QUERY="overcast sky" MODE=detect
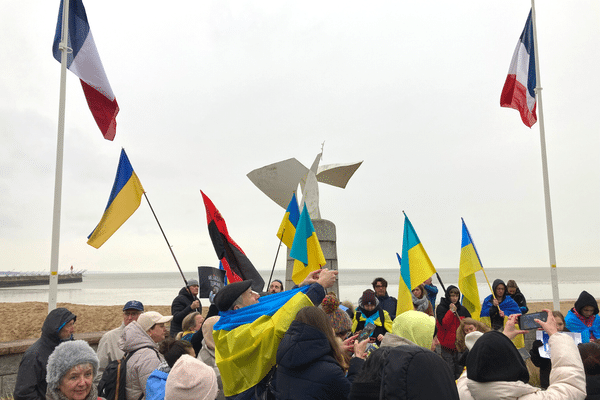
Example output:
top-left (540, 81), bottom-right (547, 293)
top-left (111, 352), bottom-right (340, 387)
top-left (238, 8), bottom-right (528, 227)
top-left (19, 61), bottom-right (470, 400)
top-left (1, 1), bottom-right (598, 279)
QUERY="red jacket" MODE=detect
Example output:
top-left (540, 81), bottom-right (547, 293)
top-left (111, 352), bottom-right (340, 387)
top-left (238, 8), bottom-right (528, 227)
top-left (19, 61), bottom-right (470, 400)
top-left (436, 309), bottom-right (464, 350)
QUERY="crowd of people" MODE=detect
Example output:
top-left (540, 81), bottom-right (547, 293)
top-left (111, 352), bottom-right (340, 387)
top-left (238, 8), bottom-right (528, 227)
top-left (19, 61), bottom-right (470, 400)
top-left (11, 271), bottom-right (600, 400)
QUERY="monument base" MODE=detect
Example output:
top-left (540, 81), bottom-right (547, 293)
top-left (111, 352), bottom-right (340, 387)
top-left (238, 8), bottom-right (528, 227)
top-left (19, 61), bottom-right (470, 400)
top-left (285, 219), bottom-right (339, 297)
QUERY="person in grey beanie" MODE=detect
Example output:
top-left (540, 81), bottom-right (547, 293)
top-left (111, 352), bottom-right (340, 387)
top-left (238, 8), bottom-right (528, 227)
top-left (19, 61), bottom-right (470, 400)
top-left (46, 340), bottom-right (99, 400)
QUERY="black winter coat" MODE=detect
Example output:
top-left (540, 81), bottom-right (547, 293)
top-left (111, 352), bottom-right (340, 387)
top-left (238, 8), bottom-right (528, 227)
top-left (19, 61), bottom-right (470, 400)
top-left (586, 374), bottom-right (600, 400)
top-left (376, 293), bottom-right (398, 320)
top-left (13, 308), bottom-right (76, 400)
top-left (170, 286), bottom-right (202, 337)
top-left (274, 321), bottom-right (350, 400)
top-left (349, 345), bottom-right (459, 400)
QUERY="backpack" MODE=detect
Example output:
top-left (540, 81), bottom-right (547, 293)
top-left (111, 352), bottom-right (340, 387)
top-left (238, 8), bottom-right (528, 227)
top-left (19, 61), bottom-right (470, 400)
top-left (98, 346), bottom-right (158, 400)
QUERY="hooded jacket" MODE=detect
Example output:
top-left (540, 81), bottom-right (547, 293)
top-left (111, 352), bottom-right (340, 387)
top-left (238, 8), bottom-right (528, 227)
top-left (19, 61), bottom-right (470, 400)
top-left (349, 345), bottom-right (459, 400)
top-left (457, 332), bottom-right (586, 400)
top-left (565, 291), bottom-right (600, 343)
top-left (274, 321), bottom-right (351, 400)
top-left (480, 279), bottom-right (521, 330)
top-left (119, 320), bottom-right (163, 400)
top-left (170, 286), bottom-right (201, 337)
top-left (436, 285), bottom-right (471, 350)
top-left (13, 307), bottom-right (76, 400)
top-left (380, 310), bottom-right (435, 350)
top-left (508, 286), bottom-right (529, 314)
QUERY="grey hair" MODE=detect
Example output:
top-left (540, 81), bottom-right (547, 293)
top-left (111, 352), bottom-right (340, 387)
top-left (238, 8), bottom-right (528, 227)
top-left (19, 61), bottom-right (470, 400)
top-left (230, 295), bottom-right (245, 311)
top-left (46, 340), bottom-right (99, 390)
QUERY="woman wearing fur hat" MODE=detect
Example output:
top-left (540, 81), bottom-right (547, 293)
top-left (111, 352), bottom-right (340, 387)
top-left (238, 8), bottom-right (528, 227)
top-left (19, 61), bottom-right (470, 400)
top-left (351, 289), bottom-right (393, 345)
top-left (45, 340), bottom-right (99, 400)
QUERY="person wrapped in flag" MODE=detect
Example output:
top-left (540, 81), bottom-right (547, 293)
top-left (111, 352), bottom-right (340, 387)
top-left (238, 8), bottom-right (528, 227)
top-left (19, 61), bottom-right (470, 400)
top-left (480, 279), bottom-right (524, 348)
top-left (211, 269), bottom-right (337, 399)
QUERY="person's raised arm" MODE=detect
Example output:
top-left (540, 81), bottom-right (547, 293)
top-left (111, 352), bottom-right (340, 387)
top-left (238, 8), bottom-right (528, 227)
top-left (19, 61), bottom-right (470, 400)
top-left (503, 313), bottom-right (528, 340)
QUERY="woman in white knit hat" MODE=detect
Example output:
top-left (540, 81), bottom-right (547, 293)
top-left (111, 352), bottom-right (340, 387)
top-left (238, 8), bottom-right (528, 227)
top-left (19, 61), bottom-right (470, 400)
top-left (165, 354), bottom-right (218, 400)
top-left (45, 340), bottom-right (99, 400)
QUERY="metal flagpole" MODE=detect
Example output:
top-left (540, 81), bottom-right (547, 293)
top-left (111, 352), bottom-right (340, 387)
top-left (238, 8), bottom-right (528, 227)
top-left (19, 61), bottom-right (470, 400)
top-left (143, 193), bottom-right (198, 311)
top-left (530, 0), bottom-right (560, 311)
top-left (49, 0), bottom-right (71, 313)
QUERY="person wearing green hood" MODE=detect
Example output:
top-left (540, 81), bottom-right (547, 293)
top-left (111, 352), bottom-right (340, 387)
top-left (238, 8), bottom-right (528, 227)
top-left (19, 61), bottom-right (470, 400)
top-left (380, 310), bottom-right (438, 351)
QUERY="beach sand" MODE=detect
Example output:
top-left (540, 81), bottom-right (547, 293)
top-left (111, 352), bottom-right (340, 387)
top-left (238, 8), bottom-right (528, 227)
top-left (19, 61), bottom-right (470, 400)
top-left (0, 299), bottom-right (577, 343)
top-left (0, 302), bottom-right (209, 343)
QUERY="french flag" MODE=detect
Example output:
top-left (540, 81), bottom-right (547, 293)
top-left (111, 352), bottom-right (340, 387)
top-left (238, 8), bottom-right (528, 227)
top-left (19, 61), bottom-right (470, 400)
top-left (500, 10), bottom-right (537, 128)
top-left (52, 0), bottom-right (119, 140)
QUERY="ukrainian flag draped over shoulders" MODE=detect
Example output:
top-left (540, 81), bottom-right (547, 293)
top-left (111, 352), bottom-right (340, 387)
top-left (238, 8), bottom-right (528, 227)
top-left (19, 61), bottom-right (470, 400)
top-left (87, 149), bottom-right (144, 248)
top-left (459, 219), bottom-right (482, 320)
top-left (396, 214), bottom-right (436, 316)
top-left (213, 286), bottom-right (314, 397)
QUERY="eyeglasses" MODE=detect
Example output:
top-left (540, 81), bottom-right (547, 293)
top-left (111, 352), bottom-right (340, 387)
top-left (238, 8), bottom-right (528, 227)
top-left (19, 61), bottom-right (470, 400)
top-left (124, 311), bottom-right (142, 317)
top-left (374, 285), bottom-right (386, 288)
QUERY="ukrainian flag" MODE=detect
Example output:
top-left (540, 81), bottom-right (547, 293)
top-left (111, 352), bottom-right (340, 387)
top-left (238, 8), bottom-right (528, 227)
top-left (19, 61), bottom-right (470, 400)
top-left (396, 214), bottom-right (436, 316)
top-left (87, 149), bottom-right (144, 248)
top-left (213, 286), bottom-right (314, 397)
top-left (459, 219), bottom-right (482, 320)
top-left (276, 193), bottom-right (300, 248)
top-left (290, 204), bottom-right (326, 284)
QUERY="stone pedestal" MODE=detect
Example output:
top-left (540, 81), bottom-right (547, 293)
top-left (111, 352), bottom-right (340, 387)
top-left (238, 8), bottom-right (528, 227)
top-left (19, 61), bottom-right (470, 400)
top-left (285, 219), bottom-right (339, 296)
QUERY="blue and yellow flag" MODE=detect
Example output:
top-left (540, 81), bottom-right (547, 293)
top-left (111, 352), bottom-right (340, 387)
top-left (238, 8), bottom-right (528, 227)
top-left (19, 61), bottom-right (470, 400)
top-left (87, 149), bottom-right (144, 248)
top-left (459, 219), bottom-right (482, 320)
top-left (213, 286), bottom-right (314, 396)
top-left (397, 213), bottom-right (436, 316)
top-left (289, 204), bottom-right (326, 284)
top-left (276, 193), bottom-right (300, 248)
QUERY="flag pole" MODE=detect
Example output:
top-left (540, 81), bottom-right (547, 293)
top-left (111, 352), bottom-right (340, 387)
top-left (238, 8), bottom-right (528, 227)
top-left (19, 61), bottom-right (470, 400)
top-left (143, 193), bottom-right (198, 309)
top-left (267, 229), bottom-right (285, 290)
top-left (48, 0), bottom-right (71, 313)
top-left (530, 0), bottom-right (560, 311)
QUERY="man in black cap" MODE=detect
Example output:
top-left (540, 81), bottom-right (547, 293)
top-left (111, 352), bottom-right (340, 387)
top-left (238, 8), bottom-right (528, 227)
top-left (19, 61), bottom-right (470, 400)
top-left (96, 300), bottom-right (144, 378)
top-left (213, 268), bottom-right (337, 400)
top-left (170, 279), bottom-right (202, 337)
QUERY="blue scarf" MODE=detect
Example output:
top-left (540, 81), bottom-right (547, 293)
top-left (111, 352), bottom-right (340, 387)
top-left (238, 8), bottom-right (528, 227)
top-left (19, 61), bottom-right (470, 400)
top-left (565, 309), bottom-right (600, 343)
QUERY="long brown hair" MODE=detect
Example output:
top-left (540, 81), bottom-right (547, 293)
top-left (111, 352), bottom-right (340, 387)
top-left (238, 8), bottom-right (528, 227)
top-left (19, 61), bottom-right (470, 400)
top-left (294, 306), bottom-right (349, 370)
top-left (455, 318), bottom-right (491, 352)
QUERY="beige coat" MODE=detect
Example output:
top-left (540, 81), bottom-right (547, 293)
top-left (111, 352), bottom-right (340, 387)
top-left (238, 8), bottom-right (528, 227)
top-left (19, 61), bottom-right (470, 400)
top-left (457, 333), bottom-right (586, 400)
top-left (97, 323), bottom-right (125, 372)
top-left (118, 321), bottom-right (163, 400)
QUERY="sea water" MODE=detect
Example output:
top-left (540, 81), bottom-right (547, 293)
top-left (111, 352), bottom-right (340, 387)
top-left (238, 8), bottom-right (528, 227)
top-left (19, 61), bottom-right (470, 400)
top-left (1, 266), bottom-right (599, 306)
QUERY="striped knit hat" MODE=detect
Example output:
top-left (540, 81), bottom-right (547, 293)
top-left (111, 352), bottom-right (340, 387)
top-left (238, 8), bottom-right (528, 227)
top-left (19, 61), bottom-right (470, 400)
top-left (321, 294), bottom-right (352, 335)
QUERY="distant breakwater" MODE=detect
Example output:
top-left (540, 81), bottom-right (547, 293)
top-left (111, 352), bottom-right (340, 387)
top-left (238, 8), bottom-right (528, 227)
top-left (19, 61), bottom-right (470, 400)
top-left (0, 273), bottom-right (83, 288)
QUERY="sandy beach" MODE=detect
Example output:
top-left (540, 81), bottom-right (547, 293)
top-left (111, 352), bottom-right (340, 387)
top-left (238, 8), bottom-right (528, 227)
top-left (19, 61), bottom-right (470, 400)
top-left (0, 299), bottom-right (578, 343)
top-left (0, 302), bottom-right (207, 343)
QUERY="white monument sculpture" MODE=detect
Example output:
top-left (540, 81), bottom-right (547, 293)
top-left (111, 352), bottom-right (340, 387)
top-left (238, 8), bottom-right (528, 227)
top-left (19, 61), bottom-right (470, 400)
top-left (247, 151), bottom-right (363, 218)
top-left (247, 149), bottom-right (362, 293)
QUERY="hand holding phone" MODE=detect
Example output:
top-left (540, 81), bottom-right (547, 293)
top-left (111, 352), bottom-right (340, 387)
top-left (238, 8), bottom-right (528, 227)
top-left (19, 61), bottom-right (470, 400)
top-left (518, 311), bottom-right (548, 330)
top-left (357, 322), bottom-right (376, 342)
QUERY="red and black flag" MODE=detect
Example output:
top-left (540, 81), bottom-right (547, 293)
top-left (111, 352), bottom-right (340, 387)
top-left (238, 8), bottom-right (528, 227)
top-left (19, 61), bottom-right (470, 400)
top-left (201, 191), bottom-right (265, 292)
